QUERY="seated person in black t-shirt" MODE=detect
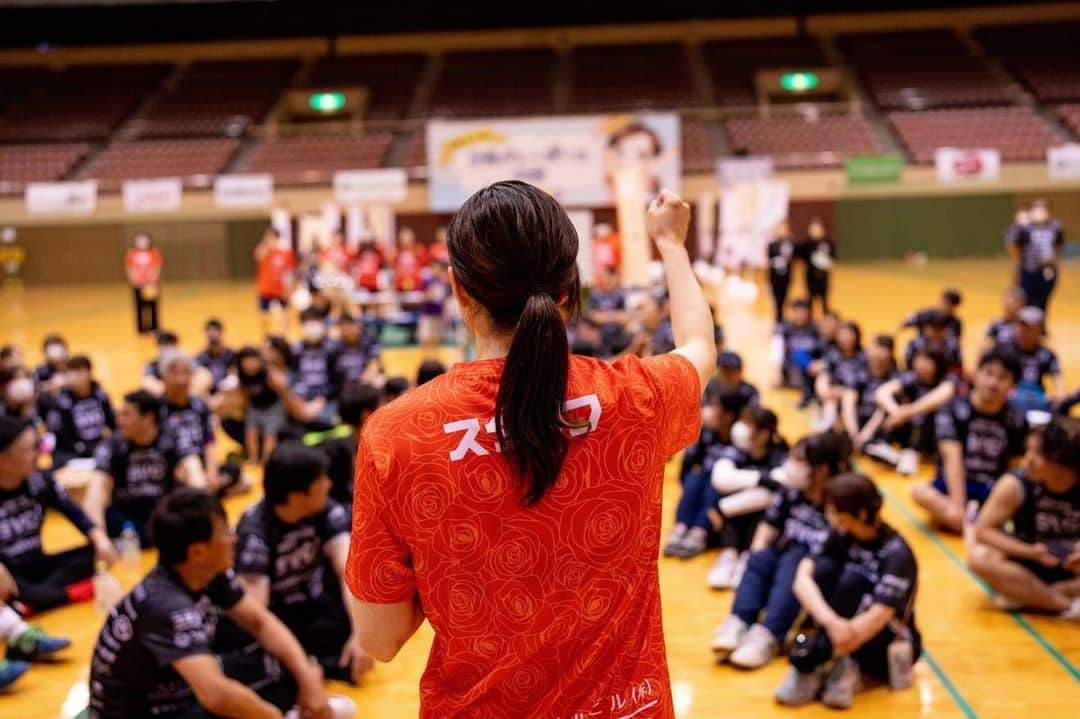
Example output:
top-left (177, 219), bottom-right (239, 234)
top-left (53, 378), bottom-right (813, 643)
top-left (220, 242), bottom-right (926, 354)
top-left (843, 334), bottom-right (897, 449)
top-left (903, 311), bottom-right (962, 375)
top-left (160, 350), bottom-right (220, 493)
top-left (84, 390), bottom-right (206, 546)
top-left (142, 331), bottom-right (180, 396)
top-left (801, 311), bottom-right (840, 407)
top-left (869, 344), bottom-right (955, 475)
top-left (0, 416), bottom-right (116, 614)
top-left (776, 473), bottom-right (921, 710)
top-left (1002, 306), bottom-right (1065, 410)
top-left (912, 350), bottom-right (1025, 533)
top-left (34, 334), bottom-right (69, 394)
top-left (291, 310), bottom-right (341, 429)
top-left (88, 488), bottom-right (349, 719)
top-left (813, 321), bottom-right (868, 433)
top-left (901, 288), bottom-right (962, 341)
top-left (228, 444), bottom-right (372, 685)
top-left (982, 286), bottom-right (1025, 354)
top-left (970, 416), bottom-right (1080, 620)
top-left (713, 432), bottom-right (851, 670)
top-left (707, 352), bottom-right (760, 408)
top-left (44, 354), bottom-right (115, 469)
top-left (771, 299), bottom-right (820, 390)
top-left (303, 382), bottom-right (381, 510)
top-left (588, 268), bottom-right (627, 329)
top-left (196, 318), bottom-right (235, 396)
top-left (332, 313), bottom-right (383, 391)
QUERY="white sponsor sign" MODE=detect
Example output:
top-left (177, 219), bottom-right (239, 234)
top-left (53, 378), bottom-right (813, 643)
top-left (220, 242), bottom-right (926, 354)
top-left (426, 113), bottom-right (681, 211)
top-left (718, 180), bottom-right (789, 269)
top-left (333, 168), bottom-right (408, 205)
top-left (717, 156), bottom-right (774, 185)
top-left (1047, 144), bottom-right (1080, 180)
top-left (122, 178), bottom-right (182, 212)
top-left (934, 148), bottom-right (1000, 183)
top-left (213, 174), bottom-right (274, 208)
top-left (25, 181), bottom-right (97, 215)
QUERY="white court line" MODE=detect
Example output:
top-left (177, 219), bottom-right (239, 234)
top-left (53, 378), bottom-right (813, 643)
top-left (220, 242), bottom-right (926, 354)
top-left (617, 700), bottom-right (660, 719)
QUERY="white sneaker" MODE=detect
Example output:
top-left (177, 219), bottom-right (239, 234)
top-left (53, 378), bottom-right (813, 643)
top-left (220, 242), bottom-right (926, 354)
top-left (896, 449), bottom-right (920, 476)
top-left (729, 623), bottom-right (780, 669)
top-left (730, 552), bottom-right (750, 588)
top-left (285, 696), bottom-right (357, 719)
top-left (993, 595), bottom-right (1024, 612)
top-left (775, 666), bottom-right (824, 706)
top-left (1061, 598), bottom-right (1080, 621)
top-left (711, 615), bottom-right (749, 661)
top-left (863, 440), bottom-right (900, 466)
top-left (821, 656), bottom-right (862, 710)
top-left (707, 550), bottom-right (739, 590)
top-left (813, 408), bottom-right (838, 433)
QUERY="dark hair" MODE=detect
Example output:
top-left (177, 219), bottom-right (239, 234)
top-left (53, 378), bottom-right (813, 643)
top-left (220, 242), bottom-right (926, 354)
top-left (0, 345), bottom-right (18, 361)
top-left (826, 472), bottom-right (882, 523)
top-left (448, 181), bottom-right (583, 506)
top-left (235, 345), bottom-right (262, 366)
top-left (417, 360), bottom-right (447, 386)
top-left (942, 289), bottom-right (962, 307)
top-left (912, 343), bottom-right (949, 385)
top-left (42, 333), bottom-right (66, 350)
top-left (263, 442), bottom-right (329, 506)
top-left (383, 376), bottom-right (410, 400)
top-left (265, 336), bottom-right (293, 367)
top-left (978, 348), bottom-right (1022, 383)
top-left (299, 307), bottom-right (324, 323)
top-left (799, 431), bottom-right (853, 476)
top-left (706, 386), bottom-right (751, 418)
top-left (151, 489), bottom-right (226, 565)
top-left (205, 318), bottom-right (223, 331)
top-left (66, 355), bottom-right (92, 372)
top-left (123, 389), bottom-right (161, 417)
top-left (0, 415), bottom-right (31, 452)
top-left (338, 312), bottom-right (359, 325)
top-left (339, 382), bottom-right (382, 426)
top-left (156, 331), bottom-right (179, 347)
top-left (838, 321), bottom-right (862, 351)
top-left (742, 405), bottom-right (779, 438)
top-left (872, 334), bottom-right (894, 352)
top-left (1035, 417), bottom-right (1080, 470)
top-left (921, 310), bottom-right (950, 329)
top-left (823, 310), bottom-right (840, 321)
top-left (790, 298), bottom-right (810, 311)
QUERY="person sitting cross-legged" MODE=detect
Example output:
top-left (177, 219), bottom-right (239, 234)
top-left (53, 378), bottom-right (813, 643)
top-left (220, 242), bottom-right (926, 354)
top-left (969, 416), bottom-right (1080, 620)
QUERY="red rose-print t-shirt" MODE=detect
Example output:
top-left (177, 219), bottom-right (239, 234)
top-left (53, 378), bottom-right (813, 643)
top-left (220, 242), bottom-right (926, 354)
top-left (346, 353), bottom-right (701, 718)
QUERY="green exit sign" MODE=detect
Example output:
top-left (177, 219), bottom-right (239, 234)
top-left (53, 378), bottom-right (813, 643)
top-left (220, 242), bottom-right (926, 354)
top-left (309, 92), bottom-right (346, 113)
top-left (780, 72), bottom-right (820, 92)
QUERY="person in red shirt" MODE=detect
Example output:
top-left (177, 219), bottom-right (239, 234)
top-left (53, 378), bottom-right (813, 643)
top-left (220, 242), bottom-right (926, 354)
top-left (393, 227), bottom-right (424, 293)
top-left (346, 182), bottom-right (716, 718)
top-left (124, 232), bottom-right (163, 335)
top-left (254, 227), bottom-right (297, 337)
top-left (593, 222), bottom-right (621, 287)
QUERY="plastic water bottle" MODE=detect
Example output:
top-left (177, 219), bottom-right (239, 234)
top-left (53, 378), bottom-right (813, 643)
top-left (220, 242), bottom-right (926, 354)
top-left (119, 522), bottom-right (141, 573)
top-left (92, 562), bottom-right (121, 615)
top-left (887, 636), bottom-right (914, 690)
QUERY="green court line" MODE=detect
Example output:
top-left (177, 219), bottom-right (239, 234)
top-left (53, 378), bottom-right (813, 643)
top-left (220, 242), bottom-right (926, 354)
top-left (920, 648), bottom-right (980, 719)
top-left (876, 482), bottom-right (1080, 683)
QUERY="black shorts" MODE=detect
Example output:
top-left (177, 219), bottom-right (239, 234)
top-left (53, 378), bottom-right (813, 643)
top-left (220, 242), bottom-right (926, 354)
top-left (258, 295), bottom-right (286, 312)
top-left (1018, 559), bottom-right (1077, 585)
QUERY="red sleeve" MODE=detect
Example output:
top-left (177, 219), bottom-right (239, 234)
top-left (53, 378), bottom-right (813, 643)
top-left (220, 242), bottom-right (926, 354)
top-left (345, 429), bottom-right (417, 604)
top-left (622, 353), bottom-right (702, 459)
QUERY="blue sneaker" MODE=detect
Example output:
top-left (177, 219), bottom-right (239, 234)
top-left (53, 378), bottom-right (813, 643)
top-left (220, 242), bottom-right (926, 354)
top-left (6, 625), bottom-right (71, 662)
top-left (0, 659), bottom-right (30, 690)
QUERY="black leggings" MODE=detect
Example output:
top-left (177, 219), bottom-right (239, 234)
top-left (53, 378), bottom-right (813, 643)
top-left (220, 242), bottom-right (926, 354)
top-left (769, 277), bottom-right (790, 323)
top-left (8, 546), bottom-right (95, 613)
top-left (134, 287), bottom-right (159, 335)
top-left (789, 557), bottom-right (921, 679)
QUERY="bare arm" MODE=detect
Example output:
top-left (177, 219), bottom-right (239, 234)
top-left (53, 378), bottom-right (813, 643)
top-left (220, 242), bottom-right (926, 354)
top-left (974, 474), bottom-right (1049, 562)
top-left (238, 574), bottom-right (271, 607)
top-left (647, 190), bottom-right (717, 390)
top-left (840, 388), bottom-right (861, 439)
top-left (82, 471), bottom-right (113, 533)
top-left (326, 535), bottom-right (372, 682)
top-left (173, 655), bottom-right (281, 719)
top-left (939, 440), bottom-right (967, 508)
top-left (846, 604), bottom-right (896, 650)
top-left (874, 378), bottom-right (903, 415)
top-left (907, 381), bottom-right (955, 416)
top-left (793, 557), bottom-right (842, 628)
top-left (175, 454), bottom-right (208, 491)
top-left (750, 523), bottom-right (780, 553)
top-left (351, 597), bottom-right (425, 663)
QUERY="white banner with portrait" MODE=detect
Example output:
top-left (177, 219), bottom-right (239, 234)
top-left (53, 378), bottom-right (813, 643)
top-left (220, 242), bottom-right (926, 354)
top-left (717, 180), bottom-right (789, 269)
top-left (426, 113), bottom-right (681, 211)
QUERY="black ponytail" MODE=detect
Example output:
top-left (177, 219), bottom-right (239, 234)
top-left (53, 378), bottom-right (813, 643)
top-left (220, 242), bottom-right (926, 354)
top-left (447, 181), bottom-right (583, 507)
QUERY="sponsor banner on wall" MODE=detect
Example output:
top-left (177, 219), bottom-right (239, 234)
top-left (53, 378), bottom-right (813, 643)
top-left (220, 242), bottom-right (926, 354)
top-left (934, 148), bottom-right (1000, 183)
top-left (845, 154), bottom-right (903, 185)
top-left (122, 178), bottom-right (182, 212)
top-left (333, 168), bottom-right (408, 205)
top-left (1047, 144), bottom-right (1080, 180)
top-left (718, 180), bottom-right (789, 269)
top-left (426, 113), bottom-right (681, 211)
top-left (717, 156), bottom-right (774, 185)
top-left (25, 181), bottom-right (97, 215)
top-left (213, 174), bottom-right (274, 208)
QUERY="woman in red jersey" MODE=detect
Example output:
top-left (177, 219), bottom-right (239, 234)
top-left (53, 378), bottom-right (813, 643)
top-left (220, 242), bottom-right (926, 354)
top-left (346, 182), bottom-right (715, 718)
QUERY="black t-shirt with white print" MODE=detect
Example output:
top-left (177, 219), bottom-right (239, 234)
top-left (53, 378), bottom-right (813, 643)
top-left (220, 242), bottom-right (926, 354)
top-left (43, 383), bottom-right (115, 458)
top-left (94, 432), bottom-right (191, 522)
top-left (857, 369), bottom-right (897, 425)
top-left (1007, 344), bottom-right (1061, 389)
top-left (1015, 221), bottom-right (1064, 272)
top-left (814, 522), bottom-right (919, 631)
top-left (825, 348), bottom-right (869, 389)
top-left (196, 347), bottom-right (235, 392)
top-left (234, 499), bottom-right (350, 613)
top-left (89, 566), bottom-right (244, 718)
top-left (776, 321), bottom-right (820, 364)
top-left (1010, 470), bottom-right (1080, 548)
top-left (934, 397), bottom-right (1027, 490)
top-left (292, 338), bottom-right (339, 400)
top-left (768, 238), bottom-right (797, 280)
top-left (0, 471), bottom-right (95, 567)
top-left (763, 487), bottom-right (830, 555)
top-left (159, 397), bottom-right (214, 459)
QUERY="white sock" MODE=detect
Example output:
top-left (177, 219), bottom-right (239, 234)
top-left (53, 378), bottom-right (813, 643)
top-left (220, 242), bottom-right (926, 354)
top-left (0, 605), bottom-right (29, 643)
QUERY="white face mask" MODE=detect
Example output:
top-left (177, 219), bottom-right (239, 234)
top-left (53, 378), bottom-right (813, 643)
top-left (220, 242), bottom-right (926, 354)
top-left (5, 376), bottom-right (34, 404)
top-left (303, 321), bottom-right (325, 342)
top-left (45, 343), bottom-right (66, 361)
top-left (780, 459), bottom-right (812, 491)
top-left (731, 420), bottom-right (753, 452)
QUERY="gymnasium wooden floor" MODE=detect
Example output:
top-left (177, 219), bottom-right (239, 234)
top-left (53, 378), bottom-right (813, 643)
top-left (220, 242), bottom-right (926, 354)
top-left (1, 258), bottom-right (1078, 718)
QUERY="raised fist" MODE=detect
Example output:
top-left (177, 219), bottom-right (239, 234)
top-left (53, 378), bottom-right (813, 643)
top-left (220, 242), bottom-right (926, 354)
top-left (645, 189), bottom-right (690, 249)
